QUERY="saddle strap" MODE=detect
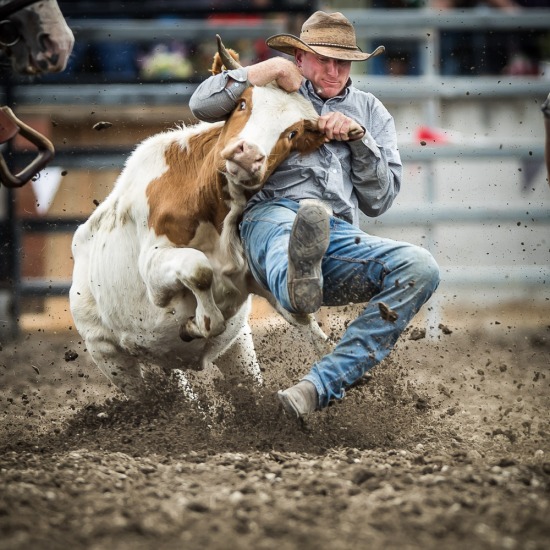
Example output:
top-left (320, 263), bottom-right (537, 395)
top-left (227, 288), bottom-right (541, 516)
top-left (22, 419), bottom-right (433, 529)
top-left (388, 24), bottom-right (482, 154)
top-left (0, 106), bottom-right (55, 188)
top-left (0, 106), bottom-right (18, 143)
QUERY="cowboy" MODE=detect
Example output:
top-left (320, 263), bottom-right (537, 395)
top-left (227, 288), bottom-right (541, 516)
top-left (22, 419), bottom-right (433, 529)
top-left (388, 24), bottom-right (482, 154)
top-left (189, 11), bottom-right (440, 419)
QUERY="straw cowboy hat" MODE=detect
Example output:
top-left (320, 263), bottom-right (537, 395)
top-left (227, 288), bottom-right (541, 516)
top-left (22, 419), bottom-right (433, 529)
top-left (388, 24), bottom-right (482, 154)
top-left (266, 11), bottom-right (384, 62)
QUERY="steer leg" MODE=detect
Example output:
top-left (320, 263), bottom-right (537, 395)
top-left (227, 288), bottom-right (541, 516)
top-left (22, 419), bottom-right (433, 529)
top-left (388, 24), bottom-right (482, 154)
top-left (204, 298), bottom-right (263, 386)
top-left (264, 294), bottom-right (334, 359)
top-left (171, 369), bottom-right (215, 427)
top-left (86, 337), bottom-right (145, 399)
top-left (140, 246), bottom-right (226, 340)
top-left (215, 320), bottom-right (263, 386)
top-left (71, 233), bottom-right (145, 398)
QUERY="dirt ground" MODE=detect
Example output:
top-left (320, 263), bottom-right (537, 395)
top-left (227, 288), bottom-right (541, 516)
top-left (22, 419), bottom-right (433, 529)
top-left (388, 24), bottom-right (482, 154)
top-left (1, 305), bottom-right (549, 550)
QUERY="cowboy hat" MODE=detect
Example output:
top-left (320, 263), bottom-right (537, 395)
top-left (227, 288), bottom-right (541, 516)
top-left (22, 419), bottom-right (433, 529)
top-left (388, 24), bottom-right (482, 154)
top-left (266, 11), bottom-right (384, 62)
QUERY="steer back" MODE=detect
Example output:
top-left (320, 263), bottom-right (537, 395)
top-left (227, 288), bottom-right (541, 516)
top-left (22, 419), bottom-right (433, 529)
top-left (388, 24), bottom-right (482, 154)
top-left (70, 56), bottom-right (326, 398)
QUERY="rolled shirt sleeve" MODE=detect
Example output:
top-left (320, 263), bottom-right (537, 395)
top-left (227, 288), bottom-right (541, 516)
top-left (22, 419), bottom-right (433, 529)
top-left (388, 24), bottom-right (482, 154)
top-left (347, 97), bottom-right (402, 218)
top-left (348, 132), bottom-right (401, 218)
top-left (189, 67), bottom-right (251, 122)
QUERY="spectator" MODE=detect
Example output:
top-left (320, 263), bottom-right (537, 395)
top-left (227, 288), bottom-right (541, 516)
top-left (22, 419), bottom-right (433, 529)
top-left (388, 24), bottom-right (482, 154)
top-left (369, 0), bottom-right (423, 76)
top-left (433, 0), bottom-right (547, 76)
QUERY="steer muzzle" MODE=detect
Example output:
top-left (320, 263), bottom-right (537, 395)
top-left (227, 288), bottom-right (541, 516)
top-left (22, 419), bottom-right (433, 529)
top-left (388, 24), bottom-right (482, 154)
top-left (221, 139), bottom-right (267, 188)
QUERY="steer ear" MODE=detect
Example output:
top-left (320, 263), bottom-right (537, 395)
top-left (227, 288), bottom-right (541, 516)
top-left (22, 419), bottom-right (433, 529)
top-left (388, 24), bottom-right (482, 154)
top-left (296, 120), bottom-right (327, 155)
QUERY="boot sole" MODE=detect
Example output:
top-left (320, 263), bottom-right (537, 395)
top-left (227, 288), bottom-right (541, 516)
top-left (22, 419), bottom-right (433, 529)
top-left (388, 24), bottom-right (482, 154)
top-left (288, 203), bottom-right (330, 313)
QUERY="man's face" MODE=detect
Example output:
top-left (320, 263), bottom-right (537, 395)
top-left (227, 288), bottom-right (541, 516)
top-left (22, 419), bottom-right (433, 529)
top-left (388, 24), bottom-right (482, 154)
top-left (295, 50), bottom-right (352, 99)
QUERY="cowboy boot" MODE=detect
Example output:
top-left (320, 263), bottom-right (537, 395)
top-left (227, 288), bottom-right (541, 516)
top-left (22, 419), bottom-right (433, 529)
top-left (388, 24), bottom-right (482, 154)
top-left (287, 200), bottom-right (330, 314)
top-left (277, 380), bottom-right (318, 419)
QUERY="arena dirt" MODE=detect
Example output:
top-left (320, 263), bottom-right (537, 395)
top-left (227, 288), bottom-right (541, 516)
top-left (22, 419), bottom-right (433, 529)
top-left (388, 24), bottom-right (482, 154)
top-left (1, 307), bottom-right (549, 550)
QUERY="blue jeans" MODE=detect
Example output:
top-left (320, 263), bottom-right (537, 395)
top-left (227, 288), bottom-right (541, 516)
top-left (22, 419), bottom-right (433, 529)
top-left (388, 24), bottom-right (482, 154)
top-left (240, 198), bottom-right (440, 409)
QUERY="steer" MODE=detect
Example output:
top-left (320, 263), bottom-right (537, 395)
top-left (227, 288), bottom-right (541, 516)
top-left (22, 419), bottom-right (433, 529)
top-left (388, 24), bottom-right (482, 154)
top-left (70, 47), bottom-right (330, 400)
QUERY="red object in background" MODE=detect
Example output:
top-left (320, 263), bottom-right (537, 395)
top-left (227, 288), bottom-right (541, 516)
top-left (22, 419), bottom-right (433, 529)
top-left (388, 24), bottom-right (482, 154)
top-left (415, 125), bottom-right (451, 145)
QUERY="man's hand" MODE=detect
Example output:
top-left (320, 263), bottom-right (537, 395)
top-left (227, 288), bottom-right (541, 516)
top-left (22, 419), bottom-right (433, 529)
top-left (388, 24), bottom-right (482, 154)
top-left (318, 112), bottom-right (365, 142)
top-left (247, 58), bottom-right (303, 93)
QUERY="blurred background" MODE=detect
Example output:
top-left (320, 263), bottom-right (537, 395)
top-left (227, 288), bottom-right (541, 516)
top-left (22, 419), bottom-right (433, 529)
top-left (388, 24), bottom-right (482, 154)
top-left (1, 0), bottom-right (549, 338)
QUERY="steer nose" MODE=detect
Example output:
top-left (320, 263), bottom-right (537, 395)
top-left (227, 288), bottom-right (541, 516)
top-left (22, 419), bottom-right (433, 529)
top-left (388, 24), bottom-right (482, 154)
top-left (225, 139), bottom-right (266, 175)
top-left (234, 141), bottom-right (266, 174)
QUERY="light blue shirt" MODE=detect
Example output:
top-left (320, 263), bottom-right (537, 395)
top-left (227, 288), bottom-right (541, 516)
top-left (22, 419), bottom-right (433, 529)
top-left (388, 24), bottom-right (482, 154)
top-left (189, 67), bottom-right (402, 226)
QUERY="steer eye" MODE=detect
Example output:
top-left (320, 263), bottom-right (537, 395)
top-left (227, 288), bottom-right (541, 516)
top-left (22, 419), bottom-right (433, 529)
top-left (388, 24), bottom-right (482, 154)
top-left (238, 100), bottom-right (247, 111)
top-left (288, 130), bottom-right (298, 140)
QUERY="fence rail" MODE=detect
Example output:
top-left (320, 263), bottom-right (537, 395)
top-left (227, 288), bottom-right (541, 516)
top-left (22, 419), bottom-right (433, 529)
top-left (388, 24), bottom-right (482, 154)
top-left (2, 7), bottom-right (549, 337)
top-left (348, 7), bottom-right (550, 32)
top-left (4, 77), bottom-right (549, 108)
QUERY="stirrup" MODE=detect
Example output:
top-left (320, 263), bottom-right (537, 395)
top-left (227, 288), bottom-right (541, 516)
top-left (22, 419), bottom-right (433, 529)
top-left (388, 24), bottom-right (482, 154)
top-left (0, 106), bottom-right (55, 188)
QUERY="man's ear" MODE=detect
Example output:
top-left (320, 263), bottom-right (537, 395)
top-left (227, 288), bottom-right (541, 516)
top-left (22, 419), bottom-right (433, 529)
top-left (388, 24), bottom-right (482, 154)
top-left (295, 49), bottom-right (304, 68)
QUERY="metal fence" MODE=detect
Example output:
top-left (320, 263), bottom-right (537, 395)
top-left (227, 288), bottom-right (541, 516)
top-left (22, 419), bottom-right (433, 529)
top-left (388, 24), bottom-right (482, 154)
top-left (1, 7), bottom-right (549, 337)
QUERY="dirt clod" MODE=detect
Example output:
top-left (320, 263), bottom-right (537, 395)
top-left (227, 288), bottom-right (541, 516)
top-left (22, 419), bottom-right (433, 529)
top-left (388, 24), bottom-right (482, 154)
top-left (92, 121), bottom-right (113, 131)
top-left (377, 302), bottom-right (399, 323)
top-left (409, 327), bottom-right (426, 340)
top-left (64, 350), bottom-right (78, 361)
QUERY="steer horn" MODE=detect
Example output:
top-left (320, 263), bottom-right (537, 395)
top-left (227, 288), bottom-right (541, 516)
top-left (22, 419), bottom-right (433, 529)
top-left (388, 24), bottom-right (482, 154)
top-left (215, 34), bottom-right (242, 71)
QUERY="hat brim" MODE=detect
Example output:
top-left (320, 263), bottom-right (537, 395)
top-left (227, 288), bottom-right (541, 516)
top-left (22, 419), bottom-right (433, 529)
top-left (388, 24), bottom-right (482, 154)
top-left (266, 34), bottom-right (384, 62)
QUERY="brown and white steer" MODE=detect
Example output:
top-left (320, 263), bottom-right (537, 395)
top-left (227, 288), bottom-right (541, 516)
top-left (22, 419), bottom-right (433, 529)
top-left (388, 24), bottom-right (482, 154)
top-left (70, 82), bottom-right (330, 399)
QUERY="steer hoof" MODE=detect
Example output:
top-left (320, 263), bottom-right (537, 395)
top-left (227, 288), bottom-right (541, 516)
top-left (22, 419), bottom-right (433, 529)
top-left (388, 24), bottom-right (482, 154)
top-left (179, 318), bottom-right (203, 342)
top-left (180, 315), bottom-right (226, 341)
top-left (179, 328), bottom-right (198, 342)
